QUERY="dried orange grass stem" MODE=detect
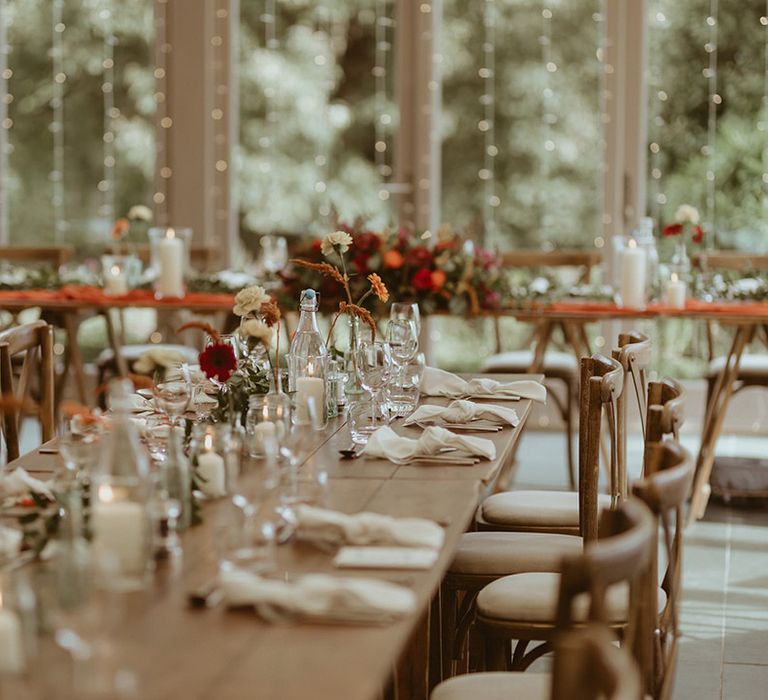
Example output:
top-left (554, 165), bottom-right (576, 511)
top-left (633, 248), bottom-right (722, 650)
top-left (176, 321), bottom-right (220, 343)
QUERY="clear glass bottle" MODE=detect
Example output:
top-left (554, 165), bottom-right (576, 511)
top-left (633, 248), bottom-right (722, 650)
top-left (90, 379), bottom-right (153, 591)
top-left (635, 217), bottom-right (660, 299)
top-left (288, 289), bottom-right (328, 428)
top-left (287, 289), bottom-right (328, 386)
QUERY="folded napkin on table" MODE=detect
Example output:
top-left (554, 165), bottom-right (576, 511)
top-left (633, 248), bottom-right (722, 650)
top-left (127, 394), bottom-right (153, 413)
top-left (363, 425), bottom-right (496, 462)
top-left (219, 570), bottom-right (417, 624)
top-left (403, 399), bottom-right (519, 428)
top-left (294, 504), bottom-right (445, 550)
top-left (420, 366), bottom-right (547, 403)
top-left (0, 468), bottom-right (54, 500)
top-left (0, 525), bottom-right (23, 560)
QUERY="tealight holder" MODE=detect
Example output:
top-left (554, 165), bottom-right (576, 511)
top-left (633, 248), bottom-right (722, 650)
top-left (246, 392), bottom-right (290, 459)
top-left (190, 423), bottom-right (240, 499)
top-left (100, 255), bottom-right (130, 297)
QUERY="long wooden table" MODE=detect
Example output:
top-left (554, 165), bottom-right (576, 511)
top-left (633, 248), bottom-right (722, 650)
top-left (5, 376), bottom-right (540, 700)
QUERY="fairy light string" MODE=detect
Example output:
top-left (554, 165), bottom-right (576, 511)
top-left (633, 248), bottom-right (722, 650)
top-left (51, 0), bottom-right (65, 242)
top-left (704, 0), bottom-right (719, 249)
top-left (480, 0), bottom-right (497, 246)
top-left (99, 1), bottom-right (116, 224)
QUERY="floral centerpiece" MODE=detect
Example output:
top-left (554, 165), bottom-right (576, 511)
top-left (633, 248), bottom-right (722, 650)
top-left (280, 223), bottom-right (511, 315)
top-left (662, 204), bottom-right (704, 276)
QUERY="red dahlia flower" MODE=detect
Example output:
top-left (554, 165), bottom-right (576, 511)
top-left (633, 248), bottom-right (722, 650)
top-left (691, 225), bottom-right (704, 244)
top-left (412, 268), bottom-right (433, 292)
top-left (662, 223), bottom-right (683, 237)
top-left (199, 342), bottom-right (237, 383)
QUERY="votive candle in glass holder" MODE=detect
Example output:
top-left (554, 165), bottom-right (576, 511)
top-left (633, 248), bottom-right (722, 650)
top-left (190, 423), bottom-right (240, 498)
top-left (101, 255), bottom-right (130, 296)
top-left (665, 272), bottom-right (687, 309)
top-left (290, 354), bottom-right (328, 429)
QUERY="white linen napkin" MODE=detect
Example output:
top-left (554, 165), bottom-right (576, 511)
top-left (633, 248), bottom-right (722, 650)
top-left (420, 366), bottom-right (547, 403)
top-left (0, 525), bottom-right (23, 560)
top-left (403, 399), bottom-right (519, 427)
top-left (219, 570), bottom-right (417, 624)
top-left (0, 468), bottom-right (54, 500)
top-left (294, 505), bottom-right (445, 550)
top-left (363, 425), bottom-right (496, 462)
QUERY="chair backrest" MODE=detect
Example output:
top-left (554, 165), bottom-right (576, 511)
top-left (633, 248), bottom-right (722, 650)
top-left (691, 251), bottom-right (768, 272)
top-left (646, 378), bottom-right (685, 445)
top-left (556, 498), bottom-right (654, 629)
top-left (552, 625), bottom-right (642, 700)
top-left (0, 321), bottom-right (55, 462)
top-left (631, 440), bottom-right (694, 700)
top-left (579, 354), bottom-right (624, 541)
top-left (612, 331), bottom-right (653, 500)
top-left (499, 249), bottom-right (602, 282)
top-left (0, 245), bottom-right (73, 267)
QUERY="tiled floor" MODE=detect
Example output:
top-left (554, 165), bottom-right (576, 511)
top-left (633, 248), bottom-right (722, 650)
top-left (515, 429), bottom-right (768, 700)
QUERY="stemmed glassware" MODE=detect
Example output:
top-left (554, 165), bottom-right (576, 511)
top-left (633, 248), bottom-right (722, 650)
top-left (152, 368), bottom-right (191, 427)
top-left (390, 302), bottom-right (421, 336)
top-left (260, 235), bottom-right (288, 275)
top-left (385, 319), bottom-right (419, 417)
top-left (353, 341), bottom-right (393, 440)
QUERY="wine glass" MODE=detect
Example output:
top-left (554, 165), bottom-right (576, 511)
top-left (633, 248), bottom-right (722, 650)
top-left (353, 341), bottom-right (393, 439)
top-left (260, 235), bottom-right (288, 275)
top-left (152, 369), bottom-right (191, 426)
top-left (385, 319), bottom-right (419, 417)
top-left (390, 302), bottom-right (421, 336)
top-left (59, 422), bottom-right (103, 480)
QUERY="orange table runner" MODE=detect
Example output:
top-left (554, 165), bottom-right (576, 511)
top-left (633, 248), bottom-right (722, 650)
top-left (0, 285), bottom-right (235, 308)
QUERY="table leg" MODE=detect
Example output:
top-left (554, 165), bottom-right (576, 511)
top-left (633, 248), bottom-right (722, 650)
top-left (396, 607), bottom-right (429, 700)
top-left (63, 313), bottom-right (88, 404)
top-left (530, 320), bottom-right (554, 373)
top-left (689, 324), bottom-right (753, 524)
top-left (103, 310), bottom-right (129, 378)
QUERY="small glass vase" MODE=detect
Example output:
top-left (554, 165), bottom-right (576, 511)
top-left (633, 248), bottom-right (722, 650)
top-left (245, 386), bottom-right (291, 459)
top-left (669, 240), bottom-right (691, 282)
top-left (238, 314), bottom-right (271, 370)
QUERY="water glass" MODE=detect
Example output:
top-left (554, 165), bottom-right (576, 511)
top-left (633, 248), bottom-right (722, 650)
top-left (390, 301), bottom-right (421, 335)
top-left (152, 371), bottom-right (191, 425)
top-left (59, 425), bottom-right (103, 478)
top-left (352, 341), bottom-right (393, 440)
top-left (348, 399), bottom-right (389, 445)
top-left (260, 235), bottom-right (288, 274)
top-left (387, 351), bottom-right (426, 417)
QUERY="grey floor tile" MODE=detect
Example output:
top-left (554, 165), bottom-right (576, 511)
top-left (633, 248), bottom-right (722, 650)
top-left (722, 663), bottom-right (768, 700)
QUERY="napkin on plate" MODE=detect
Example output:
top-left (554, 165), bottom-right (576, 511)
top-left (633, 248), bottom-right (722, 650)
top-left (0, 468), bottom-right (54, 500)
top-left (219, 570), bottom-right (417, 624)
top-left (403, 399), bottom-right (519, 428)
top-left (363, 425), bottom-right (496, 462)
top-left (294, 504), bottom-right (445, 550)
top-left (420, 366), bottom-right (547, 403)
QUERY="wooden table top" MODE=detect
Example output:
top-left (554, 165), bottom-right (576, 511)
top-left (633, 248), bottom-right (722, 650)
top-left (5, 375), bottom-right (540, 700)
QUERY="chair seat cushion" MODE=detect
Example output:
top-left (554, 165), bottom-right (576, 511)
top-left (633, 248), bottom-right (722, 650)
top-left (481, 350), bottom-right (577, 375)
top-left (449, 532), bottom-right (581, 576)
top-left (707, 354), bottom-right (768, 379)
top-left (477, 572), bottom-right (667, 624)
top-left (431, 671), bottom-right (550, 700)
top-left (481, 490), bottom-right (612, 529)
top-left (97, 344), bottom-right (199, 367)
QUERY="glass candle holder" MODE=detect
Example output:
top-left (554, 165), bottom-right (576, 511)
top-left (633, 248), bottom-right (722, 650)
top-left (100, 255), bottom-right (130, 296)
top-left (148, 227), bottom-right (191, 299)
top-left (190, 423), bottom-right (240, 499)
top-left (288, 354), bottom-right (328, 429)
top-left (0, 571), bottom-right (37, 678)
top-left (246, 391), bottom-right (291, 459)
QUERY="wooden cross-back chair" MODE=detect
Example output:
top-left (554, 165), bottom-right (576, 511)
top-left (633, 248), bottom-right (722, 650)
top-left (0, 320), bottom-right (55, 462)
top-left (646, 379), bottom-right (685, 445)
top-left (476, 352), bottom-right (626, 538)
top-left (632, 441), bottom-right (694, 700)
top-left (441, 355), bottom-right (623, 680)
top-left (473, 442), bottom-right (691, 700)
top-left (0, 245), bottom-right (74, 268)
top-left (482, 249), bottom-right (603, 488)
top-left (433, 498), bottom-right (652, 699)
top-left (612, 331), bottom-right (652, 501)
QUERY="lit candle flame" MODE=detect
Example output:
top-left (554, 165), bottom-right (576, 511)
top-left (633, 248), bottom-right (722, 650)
top-left (110, 265), bottom-right (120, 276)
top-left (204, 432), bottom-right (214, 451)
top-left (166, 227), bottom-right (175, 239)
top-left (671, 272), bottom-right (678, 283)
top-left (628, 238), bottom-right (637, 249)
top-left (98, 483), bottom-right (114, 504)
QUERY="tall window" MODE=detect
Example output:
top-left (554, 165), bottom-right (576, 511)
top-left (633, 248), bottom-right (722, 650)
top-left (2, 1), bottom-right (154, 247)
top-left (238, 0), bottom-right (394, 247)
top-left (647, 0), bottom-right (768, 251)
top-left (441, 0), bottom-right (604, 249)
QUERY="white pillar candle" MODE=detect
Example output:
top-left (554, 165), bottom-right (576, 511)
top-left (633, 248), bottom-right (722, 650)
top-left (91, 485), bottom-right (147, 577)
top-left (296, 376), bottom-right (324, 425)
top-left (104, 264), bottom-right (128, 296)
top-left (197, 434), bottom-right (226, 497)
top-left (251, 421), bottom-right (276, 454)
top-left (157, 228), bottom-right (185, 298)
top-left (619, 239), bottom-right (647, 309)
top-left (0, 601), bottom-right (25, 675)
top-left (665, 273), bottom-right (686, 309)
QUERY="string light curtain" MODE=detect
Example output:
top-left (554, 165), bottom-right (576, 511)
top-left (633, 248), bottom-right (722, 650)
top-left (100, 1), bottom-right (116, 223)
top-left (704, 0), bottom-right (719, 249)
top-left (51, 0), bottom-right (65, 242)
top-left (154, 0), bottom-right (171, 223)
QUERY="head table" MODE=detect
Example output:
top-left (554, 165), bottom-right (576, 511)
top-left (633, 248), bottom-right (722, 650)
top-left (5, 375), bottom-right (540, 700)
top-left (2, 284), bottom-right (766, 520)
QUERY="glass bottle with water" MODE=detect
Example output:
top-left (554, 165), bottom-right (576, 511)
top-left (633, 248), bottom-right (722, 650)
top-left (287, 289), bottom-right (328, 385)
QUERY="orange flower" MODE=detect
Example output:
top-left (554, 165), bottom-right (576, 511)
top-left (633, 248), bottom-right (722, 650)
top-left (431, 269), bottom-right (447, 290)
top-left (367, 273), bottom-right (389, 302)
top-left (111, 218), bottom-right (130, 240)
top-left (383, 250), bottom-right (404, 269)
